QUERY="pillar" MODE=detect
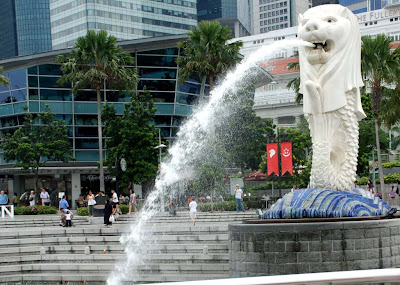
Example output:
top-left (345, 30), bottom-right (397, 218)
top-left (71, 173), bottom-right (81, 210)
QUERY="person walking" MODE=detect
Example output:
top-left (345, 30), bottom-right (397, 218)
top-left (87, 190), bottom-right (96, 218)
top-left (13, 193), bottom-right (19, 207)
top-left (128, 189), bottom-right (137, 215)
top-left (28, 190), bottom-right (35, 206)
top-left (111, 189), bottom-right (122, 216)
top-left (40, 188), bottom-right (51, 206)
top-left (234, 184), bottom-right (245, 213)
top-left (0, 190), bottom-right (8, 206)
top-left (104, 199), bottom-right (113, 226)
top-left (189, 196), bottom-right (197, 226)
top-left (390, 186), bottom-right (397, 206)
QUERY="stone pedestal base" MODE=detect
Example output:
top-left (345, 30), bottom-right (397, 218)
top-left (229, 218), bottom-right (400, 277)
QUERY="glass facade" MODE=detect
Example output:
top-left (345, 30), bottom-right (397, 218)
top-left (0, 0), bottom-right (18, 59)
top-left (0, 44), bottom-right (208, 163)
top-left (14, 0), bottom-right (52, 56)
top-left (50, 0), bottom-right (197, 50)
top-left (197, 0), bottom-right (253, 37)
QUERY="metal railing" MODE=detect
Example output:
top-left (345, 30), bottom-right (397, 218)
top-left (1, 205), bottom-right (14, 218)
top-left (150, 268), bottom-right (400, 285)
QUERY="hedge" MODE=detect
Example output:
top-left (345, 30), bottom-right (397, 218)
top-left (382, 161), bottom-right (400, 168)
top-left (14, 205), bottom-right (58, 215)
top-left (357, 173), bottom-right (399, 185)
top-left (197, 201), bottom-right (248, 212)
top-left (77, 204), bottom-right (130, 216)
top-left (248, 180), bottom-right (293, 191)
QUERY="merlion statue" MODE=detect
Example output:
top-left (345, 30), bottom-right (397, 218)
top-left (261, 5), bottom-right (391, 219)
top-left (298, 4), bottom-right (366, 191)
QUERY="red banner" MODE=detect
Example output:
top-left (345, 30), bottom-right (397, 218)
top-left (280, 142), bottom-right (293, 175)
top-left (267, 143), bottom-right (279, 176)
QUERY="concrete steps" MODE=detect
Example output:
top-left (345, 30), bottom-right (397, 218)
top-left (0, 211), bottom-right (257, 284)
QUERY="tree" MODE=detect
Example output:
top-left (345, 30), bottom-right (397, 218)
top-left (361, 34), bottom-right (400, 194)
top-left (56, 30), bottom-right (138, 193)
top-left (102, 89), bottom-right (160, 190)
top-left (214, 85), bottom-right (275, 191)
top-left (1, 105), bottom-right (72, 199)
top-left (176, 21), bottom-right (243, 99)
top-left (0, 66), bottom-right (9, 87)
top-left (286, 51), bottom-right (302, 104)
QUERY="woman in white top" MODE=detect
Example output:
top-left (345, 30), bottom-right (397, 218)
top-left (189, 196), bottom-right (197, 226)
top-left (87, 190), bottom-right (95, 217)
top-left (29, 191), bottom-right (35, 206)
top-left (128, 189), bottom-right (137, 215)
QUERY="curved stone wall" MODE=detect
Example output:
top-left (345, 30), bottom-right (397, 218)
top-left (229, 218), bottom-right (400, 277)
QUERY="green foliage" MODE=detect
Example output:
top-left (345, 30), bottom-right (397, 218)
top-left (197, 201), bottom-right (247, 212)
top-left (119, 204), bottom-right (129, 214)
top-left (248, 180), bottom-right (294, 191)
top-left (1, 105), bottom-right (72, 193)
top-left (56, 30), bottom-right (138, 192)
top-left (382, 161), bottom-right (400, 168)
top-left (286, 51), bottom-right (302, 104)
top-left (0, 66), bottom-right (9, 87)
top-left (357, 173), bottom-right (399, 185)
top-left (103, 89), bottom-right (159, 189)
top-left (223, 194), bottom-right (235, 201)
top-left (176, 20), bottom-right (242, 90)
top-left (357, 119), bottom-right (389, 176)
top-left (14, 205), bottom-right (57, 215)
top-left (77, 207), bottom-right (88, 216)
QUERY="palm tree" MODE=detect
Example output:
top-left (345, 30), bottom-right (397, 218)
top-left (176, 21), bottom-right (242, 100)
top-left (286, 51), bottom-right (302, 104)
top-left (56, 30), bottom-right (138, 193)
top-left (361, 34), bottom-right (400, 196)
top-left (0, 66), bottom-right (9, 86)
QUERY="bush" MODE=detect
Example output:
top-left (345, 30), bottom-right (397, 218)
top-left (119, 204), bottom-right (129, 214)
top-left (382, 161), bottom-right (400, 168)
top-left (197, 201), bottom-right (247, 212)
top-left (357, 173), bottom-right (400, 185)
top-left (223, 194), bottom-right (235, 202)
top-left (77, 207), bottom-right (88, 216)
top-left (14, 205), bottom-right (57, 215)
top-left (248, 180), bottom-right (293, 191)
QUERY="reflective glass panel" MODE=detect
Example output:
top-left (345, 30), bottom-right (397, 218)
top-left (39, 64), bottom-right (62, 76)
top-left (75, 150), bottom-right (99, 162)
top-left (39, 77), bottom-right (68, 88)
top-left (0, 92), bottom-right (12, 104)
top-left (29, 89), bottom-right (39, 100)
top-left (75, 127), bottom-right (100, 137)
top-left (154, 104), bottom-right (174, 115)
top-left (1, 116), bottom-right (18, 128)
top-left (28, 76), bottom-right (38, 87)
top-left (154, 115), bottom-right (171, 126)
top-left (175, 93), bottom-right (198, 105)
top-left (11, 89), bottom-right (27, 102)
top-left (75, 139), bottom-right (105, 149)
top-left (138, 80), bottom-right (176, 91)
top-left (141, 91), bottom-right (174, 103)
top-left (138, 48), bottom-right (178, 55)
top-left (75, 90), bottom-right (103, 101)
top-left (0, 104), bottom-right (13, 116)
top-left (27, 66), bottom-right (38, 75)
top-left (29, 101), bottom-right (39, 112)
top-left (40, 89), bottom-right (72, 101)
top-left (172, 116), bottom-right (184, 126)
top-left (54, 114), bottom-right (73, 125)
top-left (138, 68), bottom-right (177, 79)
top-left (175, 104), bottom-right (192, 116)
top-left (75, 115), bottom-right (98, 126)
top-left (137, 55), bottom-right (176, 67)
top-left (40, 102), bottom-right (72, 113)
top-left (13, 102), bottom-right (28, 114)
top-left (74, 103), bottom-right (98, 114)
top-left (160, 127), bottom-right (170, 137)
top-left (177, 82), bottom-right (201, 94)
top-left (105, 91), bottom-right (131, 102)
top-left (9, 69), bottom-right (27, 90)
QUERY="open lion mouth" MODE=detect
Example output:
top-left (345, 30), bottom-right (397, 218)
top-left (307, 40), bottom-right (332, 54)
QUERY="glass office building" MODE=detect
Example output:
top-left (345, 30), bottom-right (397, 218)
top-left (0, 0), bottom-right (52, 59)
top-left (0, 35), bottom-right (208, 200)
top-left (50, 0), bottom-right (198, 50)
top-left (197, 0), bottom-right (253, 37)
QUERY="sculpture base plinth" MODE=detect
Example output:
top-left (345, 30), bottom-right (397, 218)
top-left (229, 218), bottom-right (400, 278)
top-left (262, 188), bottom-right (390, 219)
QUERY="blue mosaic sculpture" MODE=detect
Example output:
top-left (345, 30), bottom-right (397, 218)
top-left (262, 188), bottom-right (391, 219)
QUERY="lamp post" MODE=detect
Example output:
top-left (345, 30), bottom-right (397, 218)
top-left (154, 128), bottom-right (167, 211)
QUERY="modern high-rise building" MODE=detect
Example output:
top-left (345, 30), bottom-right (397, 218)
top-left (0, 0), bottom-right (52, 59)
top-left (312, 0), bottom-right (340, 6)
top-left (50, 0), bottom-right (198, 50)
top-left (197, 0), bottom-right (253, 37)
top-left (339, 0), bottom-right (384, 13)
top-left (254, 0), bottom-right (311, 35)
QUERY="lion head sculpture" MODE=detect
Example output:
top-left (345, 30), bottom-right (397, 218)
top-left (298, 4), bottom-right (366, 120)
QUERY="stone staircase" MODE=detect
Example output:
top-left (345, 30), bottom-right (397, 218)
top-left (0, 211), bottom-right (256, 284)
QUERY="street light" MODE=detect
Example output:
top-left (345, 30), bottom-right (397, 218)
top-left (154, 128), bottom-right (167, 165)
